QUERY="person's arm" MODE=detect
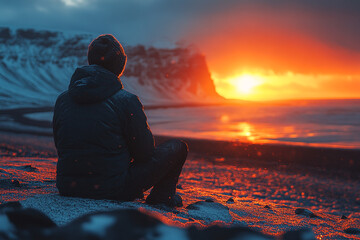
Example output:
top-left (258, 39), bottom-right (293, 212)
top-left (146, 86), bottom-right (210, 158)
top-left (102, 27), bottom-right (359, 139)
top-left (52, 92), bottom-right (66, 149)
top-left (124, 95), bottom-right (155, 163)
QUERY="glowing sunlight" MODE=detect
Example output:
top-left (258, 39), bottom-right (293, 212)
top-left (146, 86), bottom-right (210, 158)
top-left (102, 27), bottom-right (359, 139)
top-left (232, 74), bottom-right (263, 94)
top-left (213, 70), bottom-right (360, 101)
top-left (213, 72), bottom-right (265, 100)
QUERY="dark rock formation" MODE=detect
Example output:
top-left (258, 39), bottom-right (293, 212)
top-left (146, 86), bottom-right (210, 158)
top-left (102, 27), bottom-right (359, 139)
top-left (0, 179), bottom-right (21, 189)
top-left (226, 197), bottom-right (235, 204)
top-left (295, 208), bottom-right (318, 218)
top-left (0, 201), bottom-right (22, 213)
top-left (344, 228), bottom-right (360, 234)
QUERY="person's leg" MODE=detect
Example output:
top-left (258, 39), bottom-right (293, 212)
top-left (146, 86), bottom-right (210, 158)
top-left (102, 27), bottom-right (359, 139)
top-left (145, 140), bottom-right (188, 205)
top-left (122, 139), bottom-right (188, 204)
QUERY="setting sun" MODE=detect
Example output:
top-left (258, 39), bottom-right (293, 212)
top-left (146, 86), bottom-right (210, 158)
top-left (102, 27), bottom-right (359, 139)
top-left (213, 73), bottom-right (266, 100)
top-left (232, 74), bottom-right (263, 94)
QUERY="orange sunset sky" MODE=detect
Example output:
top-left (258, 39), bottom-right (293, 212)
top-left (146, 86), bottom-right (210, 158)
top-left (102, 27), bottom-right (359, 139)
top-left (186, 3), bottom-right (360, 101)
top-left (1, 0), bottom-right (360, 101)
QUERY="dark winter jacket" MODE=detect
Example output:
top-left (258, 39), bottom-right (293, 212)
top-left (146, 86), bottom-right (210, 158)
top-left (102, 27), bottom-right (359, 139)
top-left (53, 64), bottom-right (155, 199)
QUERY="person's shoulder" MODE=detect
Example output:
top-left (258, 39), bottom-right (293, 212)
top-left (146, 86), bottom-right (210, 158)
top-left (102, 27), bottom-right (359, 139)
top-left (55, 90), bottom-right (69, 105)
top-left (57, 90), bottom-right (69, 99)
top-left (110, 89), bottom-right (145, 114)
top-left (111, 89), bottom-right (140, 103)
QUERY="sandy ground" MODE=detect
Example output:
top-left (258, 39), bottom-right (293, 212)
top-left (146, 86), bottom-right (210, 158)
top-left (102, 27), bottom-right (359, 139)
top-left (1, 132), bottom-right (360, 239)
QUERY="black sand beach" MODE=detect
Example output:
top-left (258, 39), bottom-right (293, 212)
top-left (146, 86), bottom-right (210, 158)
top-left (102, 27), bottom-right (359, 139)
top-left (0, 107), bottom-right (360, 239)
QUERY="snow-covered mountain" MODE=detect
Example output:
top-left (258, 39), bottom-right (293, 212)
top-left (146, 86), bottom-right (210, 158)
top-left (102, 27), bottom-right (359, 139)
top-left (0, 27), bottom-right (222, 109)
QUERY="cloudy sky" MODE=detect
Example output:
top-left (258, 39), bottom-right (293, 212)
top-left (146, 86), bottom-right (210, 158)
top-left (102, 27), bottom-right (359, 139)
top-left (1, 0), bottom-right (360, 100)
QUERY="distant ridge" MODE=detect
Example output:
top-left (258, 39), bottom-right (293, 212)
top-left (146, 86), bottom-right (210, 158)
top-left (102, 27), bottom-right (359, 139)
top-left (0, 27), bottom-right (223, 109)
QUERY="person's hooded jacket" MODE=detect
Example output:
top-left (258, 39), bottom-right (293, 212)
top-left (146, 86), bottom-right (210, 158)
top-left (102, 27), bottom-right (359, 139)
top-left (53, 64), bottom-right (155, 199)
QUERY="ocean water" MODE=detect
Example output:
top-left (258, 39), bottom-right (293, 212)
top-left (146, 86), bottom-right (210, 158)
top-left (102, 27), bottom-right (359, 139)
top-left (146, 99), bottom-right (360, 149)
top-left (21, 99), bottom-right (360, 149)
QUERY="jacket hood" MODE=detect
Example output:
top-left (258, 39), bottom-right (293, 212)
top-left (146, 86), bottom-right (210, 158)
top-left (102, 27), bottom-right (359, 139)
top-left (68, 65), bottom-right (123, 104)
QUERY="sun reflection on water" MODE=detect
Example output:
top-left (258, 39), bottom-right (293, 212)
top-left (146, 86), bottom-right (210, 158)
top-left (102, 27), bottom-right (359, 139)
top-left (147, 103), bottom-right (360, 149)
top-left (237, 122), bottom-right (255, 141)
top-left (220, 114), bottom-right (229, 123)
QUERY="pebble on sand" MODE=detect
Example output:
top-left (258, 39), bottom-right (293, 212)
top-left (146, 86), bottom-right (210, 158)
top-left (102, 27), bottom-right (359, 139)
top-left (226, 198), bottom-right (234, 204)
top-left (295, 208), bottom-right (318, 218)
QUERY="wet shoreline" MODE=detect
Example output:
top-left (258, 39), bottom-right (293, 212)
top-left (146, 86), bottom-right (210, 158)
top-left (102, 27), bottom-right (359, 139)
top-left (0, 106), bottom-right (359, 180)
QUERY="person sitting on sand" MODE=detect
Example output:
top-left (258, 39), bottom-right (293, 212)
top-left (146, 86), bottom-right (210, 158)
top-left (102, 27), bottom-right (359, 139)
top-left (52, 34), bottom-right (188, 207)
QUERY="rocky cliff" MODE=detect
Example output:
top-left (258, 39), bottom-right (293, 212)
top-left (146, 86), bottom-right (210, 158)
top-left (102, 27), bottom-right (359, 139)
top-left (0, 27), bottom-right (222, 109)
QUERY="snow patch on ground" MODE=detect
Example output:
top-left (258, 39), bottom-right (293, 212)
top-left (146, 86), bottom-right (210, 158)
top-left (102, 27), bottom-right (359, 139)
top-left (0, 215), bottom-right (14, 232)
top-left (147, 225), bottom-right (188, 240)
top-left (82, 214), bottom-right (116, 238)
top-left (20, 194), bottom-right (140, 225)
top-left (186, 201), bottom-right (232, 223)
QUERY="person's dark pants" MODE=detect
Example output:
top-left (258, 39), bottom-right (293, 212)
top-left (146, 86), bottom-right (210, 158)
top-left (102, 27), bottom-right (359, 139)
top-left (122, 139), bottom-right (188, 201)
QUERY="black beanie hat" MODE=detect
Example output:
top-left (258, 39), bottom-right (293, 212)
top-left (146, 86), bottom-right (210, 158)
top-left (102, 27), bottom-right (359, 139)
top-left (88, 34), bottom-right (127, 77)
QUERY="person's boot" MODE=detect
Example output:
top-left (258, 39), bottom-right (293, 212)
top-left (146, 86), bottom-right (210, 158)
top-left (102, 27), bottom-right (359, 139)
top-left (146, 193), bottom-right (183, 208)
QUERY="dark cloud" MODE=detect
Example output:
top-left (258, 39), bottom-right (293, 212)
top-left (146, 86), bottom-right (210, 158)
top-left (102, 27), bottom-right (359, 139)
top-left (268, 0), bottom-right (360, 51)
top-left (0, 0), bottom-right (359, 51)
top-left (0, 0), bottom-right (240, 45)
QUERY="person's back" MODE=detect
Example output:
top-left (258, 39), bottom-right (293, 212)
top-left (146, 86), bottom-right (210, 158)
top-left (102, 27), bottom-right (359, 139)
top-left (53, 34), bottom-right (188, 206)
